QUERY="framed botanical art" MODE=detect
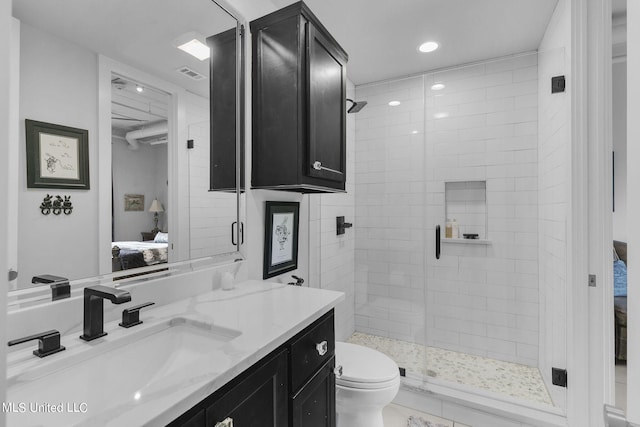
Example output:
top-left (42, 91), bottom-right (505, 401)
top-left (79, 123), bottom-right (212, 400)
top-left (263, 201), bottom-right (300, 279)
top-left (25, 119), bottom-right (90, 190)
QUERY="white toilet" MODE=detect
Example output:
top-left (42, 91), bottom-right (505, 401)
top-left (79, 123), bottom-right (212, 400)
top-left (335, 342), bottom-right (400, 427)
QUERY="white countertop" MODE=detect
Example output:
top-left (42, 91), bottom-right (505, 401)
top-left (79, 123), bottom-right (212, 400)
top-left (6, 280), bottom-right (344, 426)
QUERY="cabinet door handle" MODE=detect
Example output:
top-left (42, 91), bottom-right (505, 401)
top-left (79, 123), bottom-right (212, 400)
top-left (316, 340), bottom-right (328, 356)
top-left (313, 161), bottom-right (342, 175)
top-left (215, 417), bottom-right (233, 427)
top-left (334, 365), bottom-right (343, 378)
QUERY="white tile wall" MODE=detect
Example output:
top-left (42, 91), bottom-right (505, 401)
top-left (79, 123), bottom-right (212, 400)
top-left (354, 53), bottom-right (541, 366)
top-left (354, 75), bottom-right (427, 344)
top-left (185, 93), bottom-right (237, 258)
top-left (313, 81), bottom-right (357, 341)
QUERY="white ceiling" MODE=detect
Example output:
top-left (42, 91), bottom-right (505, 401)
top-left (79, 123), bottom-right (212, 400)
top-left (13, 0), bottom-right (236, 98)
top-left (17, 0), bottom-right (623, 90)
top-left (111, 76), bottom-right (169, 132)
top-left (274, 0), bottom-right (559, 85)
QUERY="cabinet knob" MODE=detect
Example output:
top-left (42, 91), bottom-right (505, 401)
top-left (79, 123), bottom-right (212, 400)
top-left (334, 365), bottom-right (343, 378)
top-left (215, 417), bottom-right (234, 427)
top-left (316, 340), bottom-right (328, 356)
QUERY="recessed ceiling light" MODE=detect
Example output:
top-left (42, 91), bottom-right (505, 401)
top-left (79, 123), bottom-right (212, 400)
top-left (431, 83), bottom-right (445, 91)
top-left (177, 38), bottom-right (210, 61)
top-left (434, 112), bottom-right (449, 119)
top-left (136, 85), bottom-right (144, 93)
top-left (418, 41), bottom-right (439, 53)
top-left (388, 100), bottom-right (401, 107)
top-left (412, 130), bottom-right (419, 134)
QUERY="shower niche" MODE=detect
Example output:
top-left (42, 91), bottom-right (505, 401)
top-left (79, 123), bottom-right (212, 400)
top-left (443, 181), bottom-right (490, 244)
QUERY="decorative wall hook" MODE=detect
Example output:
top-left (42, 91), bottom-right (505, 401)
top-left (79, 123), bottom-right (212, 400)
top-left (62, 196), bottom-right (73, 215)
top-left (40, 194), bottom-right (53, 215)
top-left (40, 194), bottom-right (73, 215)
top-left (52, 195), bottom-right (63, 215)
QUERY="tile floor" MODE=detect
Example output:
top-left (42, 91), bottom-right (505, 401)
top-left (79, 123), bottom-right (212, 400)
top-left (383, 403), bottom-right (470, 427)
top-left (348, 332), bottom-right (553, 406)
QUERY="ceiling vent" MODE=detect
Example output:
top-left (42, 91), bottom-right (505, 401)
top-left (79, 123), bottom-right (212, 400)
top-left (177, 66), bottom-right (206, 81)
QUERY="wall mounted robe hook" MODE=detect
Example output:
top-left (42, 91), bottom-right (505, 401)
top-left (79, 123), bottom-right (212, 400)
top-left (40, 194), bottom-right (73, 215)
top-left (40, 194), bottom-right (53, 215)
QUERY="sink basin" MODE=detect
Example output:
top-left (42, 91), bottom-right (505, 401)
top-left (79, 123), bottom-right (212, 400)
top-left (6, 318), bottom-right (241, 426)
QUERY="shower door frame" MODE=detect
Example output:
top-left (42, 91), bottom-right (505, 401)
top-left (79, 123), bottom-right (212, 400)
top-left (570, 0), bottom-right (618, 426)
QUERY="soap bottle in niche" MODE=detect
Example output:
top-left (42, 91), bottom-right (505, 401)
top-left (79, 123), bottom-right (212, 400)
top-left (452, 219), bottom-right (459, 238)
top-left (445, 219), bottom-right (453, 238)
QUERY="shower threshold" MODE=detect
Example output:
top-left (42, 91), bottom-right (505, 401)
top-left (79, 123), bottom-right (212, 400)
top-left (348, 332), bottom-right (553, 407)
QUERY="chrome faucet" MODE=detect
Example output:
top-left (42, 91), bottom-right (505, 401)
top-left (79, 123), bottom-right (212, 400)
top-left (79, 285), bottom-right (131, 341)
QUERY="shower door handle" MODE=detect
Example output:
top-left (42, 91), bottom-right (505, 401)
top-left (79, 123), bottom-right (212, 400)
top-left (231, 221), bottom-right (244, 246)
top-left (435, 225), bottom-right (441, 259)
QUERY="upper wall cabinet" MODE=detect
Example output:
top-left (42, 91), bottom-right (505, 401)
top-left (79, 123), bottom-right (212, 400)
top-left (251, 2), bottom-right (348, 193)
top-left (208, 27), bottom-right (245, 192)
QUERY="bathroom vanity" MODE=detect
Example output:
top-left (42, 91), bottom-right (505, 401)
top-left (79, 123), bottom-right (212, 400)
top-left (5, 281), bottom-right (343, 426)
top-left (170, 309), bottom-right (336, 426)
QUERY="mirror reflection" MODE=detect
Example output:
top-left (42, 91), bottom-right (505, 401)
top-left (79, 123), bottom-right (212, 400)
top-left (12, 0), bottom-right (240, 292)
top-left (111, 75), bottom-right (170, 272)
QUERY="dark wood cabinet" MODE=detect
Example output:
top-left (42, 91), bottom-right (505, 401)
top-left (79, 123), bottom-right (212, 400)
top-left (206, 349), bottom-right (288, 427)
top-left (250, 2), bottom-right (348, 193)
top-left (207, 27), bottom-right (245, 192)
top-left (169, 310), bottom-right (335, 427)
top-left (291, 358), bottom-right (336, 427)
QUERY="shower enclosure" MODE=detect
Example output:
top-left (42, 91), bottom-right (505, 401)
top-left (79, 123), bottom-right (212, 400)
top-left (337, 49), bottom-right (570, 411)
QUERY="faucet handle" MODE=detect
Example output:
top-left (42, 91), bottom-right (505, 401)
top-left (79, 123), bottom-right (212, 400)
top-left (8, 330), bottom-right (65, 358)
top-left (288, 275), bottom-right (304, 286)
top-left (119, 302), bottom-right (155, 328)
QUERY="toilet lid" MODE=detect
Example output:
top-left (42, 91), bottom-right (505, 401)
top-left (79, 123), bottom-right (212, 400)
top-left (335, 342), bottom-right (399, 387)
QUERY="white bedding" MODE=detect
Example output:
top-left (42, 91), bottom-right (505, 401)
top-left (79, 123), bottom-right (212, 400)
top-left (112, 241), bottom-right (168, 265)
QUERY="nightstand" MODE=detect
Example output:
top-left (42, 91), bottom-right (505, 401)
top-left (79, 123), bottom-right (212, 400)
top-left (141, 231), bottom-right (156, 241)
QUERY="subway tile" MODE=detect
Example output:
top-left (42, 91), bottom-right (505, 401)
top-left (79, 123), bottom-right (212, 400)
top-left (515, 93), bottom-right (538, 109)
top-left (487, 80), bottom-right (537, 100)
top-left (352, 54), bottom-right (543, 361)
top-left (513, 65), bottom-right (538, 83)
top-left (432, 62), bottom-right (486, 82)
top-left (485, 53), bottom-right (537, 74)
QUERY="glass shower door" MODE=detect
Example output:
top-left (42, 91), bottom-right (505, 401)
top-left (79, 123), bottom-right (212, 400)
top-left (422, 51), bottom-right (566, 408)
top-left (349, 75), bottom-right (429, 378)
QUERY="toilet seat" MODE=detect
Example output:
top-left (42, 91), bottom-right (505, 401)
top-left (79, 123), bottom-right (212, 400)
top-left (335, 342), bottom-right (400, 390)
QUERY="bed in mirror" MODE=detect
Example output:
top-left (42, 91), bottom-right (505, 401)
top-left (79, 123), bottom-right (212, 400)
top-left (9, 0), bottom-right (245, 307)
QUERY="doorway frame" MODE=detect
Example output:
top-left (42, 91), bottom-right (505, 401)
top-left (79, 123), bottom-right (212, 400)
top-left (567, 0), bottom-right (616, 425)
top-left (97, 55), bottom-right (189, 274)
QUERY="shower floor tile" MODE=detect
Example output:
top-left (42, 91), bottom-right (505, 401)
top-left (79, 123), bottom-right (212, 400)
top-left (347, 332), bottom-right (553, 406)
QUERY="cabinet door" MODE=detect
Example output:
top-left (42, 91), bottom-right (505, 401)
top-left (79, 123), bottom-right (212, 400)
top-left (207, 349), bottom-right (289, 427)
top-left (306, 22), bottom-right (346, 184)
top-left (291, 357), bottom-right (336, 427)
top-left (208, 28), bottom-right (244, 192)
top-left (179, 410), bottom-right (205, 427)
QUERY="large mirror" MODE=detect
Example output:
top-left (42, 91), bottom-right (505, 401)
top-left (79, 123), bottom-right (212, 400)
top-left (10, 0), bottom-right (244, 301)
